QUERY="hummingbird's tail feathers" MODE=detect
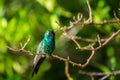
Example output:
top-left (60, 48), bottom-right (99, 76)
top-left (32, 54), bottom-right (46, 76)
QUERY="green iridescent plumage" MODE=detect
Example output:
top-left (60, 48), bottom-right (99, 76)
top-left (32, 30), bottom-right (55, 76)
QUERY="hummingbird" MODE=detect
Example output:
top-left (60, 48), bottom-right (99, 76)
top-left (32, 30), bottom-right (55, 76)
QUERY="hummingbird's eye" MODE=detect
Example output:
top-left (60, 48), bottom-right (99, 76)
top-left (45, 30), bottom-right (55, 36)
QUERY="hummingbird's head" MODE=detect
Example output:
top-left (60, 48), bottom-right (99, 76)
top-left (44, 30), bottom-right (55, 41)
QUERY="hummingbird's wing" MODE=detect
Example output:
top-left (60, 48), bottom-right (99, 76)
top-left (32, 41), bottom-right (46, 76)
top-left (32, 53), bottom-right (46, 76)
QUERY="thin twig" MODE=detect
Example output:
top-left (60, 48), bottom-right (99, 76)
top-left (52, 47), bottom-right (95, 68)
top-left (97, 35), bottom-right (102, 47)
top-left (113, 11), bottom-right (119, 20)
top-left (84, 0), bottom-right (93, 23)
top-left (79, 70), bottom-right (120, 80)
top-left (55, 22), bottom-right (82, 50)
top-left (21, 36), bottom-right (31, 50)
top-left (74, 36), bottom-right (107, 42)
top-left (7, 37), bottom-right (33, 55)
top-left (52, 54), bottom-right (82, 67)
top-left (99, 74), bottom-right (110, 80)
top-left (83, 19), bottom-right (120, 25)
top-left (65, 57), bottom-right (73, 80)
top-left (62, 29), bottom-right (81, 48)
top-left (95, 30), bottom-right (120, 50)
top-left (75, 30), bottom-right (120, 51)
top-left (79, 70), bottom-right (120, 76)
top-left (81, 46), bottom-right (95, 67)
top-left (7, 46), bottom-right (33, 55)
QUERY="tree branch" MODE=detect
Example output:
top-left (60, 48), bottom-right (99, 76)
top-left (79, 70), bottom-right (120, 80)
top-left (65, 57), bottom-right (73, 80)
top-left (52, 47), bottom-right (95, 68)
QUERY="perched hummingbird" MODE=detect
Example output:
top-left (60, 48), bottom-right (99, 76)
top-left (32, 30), bottom-right (55, 76)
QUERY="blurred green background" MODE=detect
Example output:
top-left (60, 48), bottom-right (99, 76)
top-left (0, 0), bottom-right (120, 80)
